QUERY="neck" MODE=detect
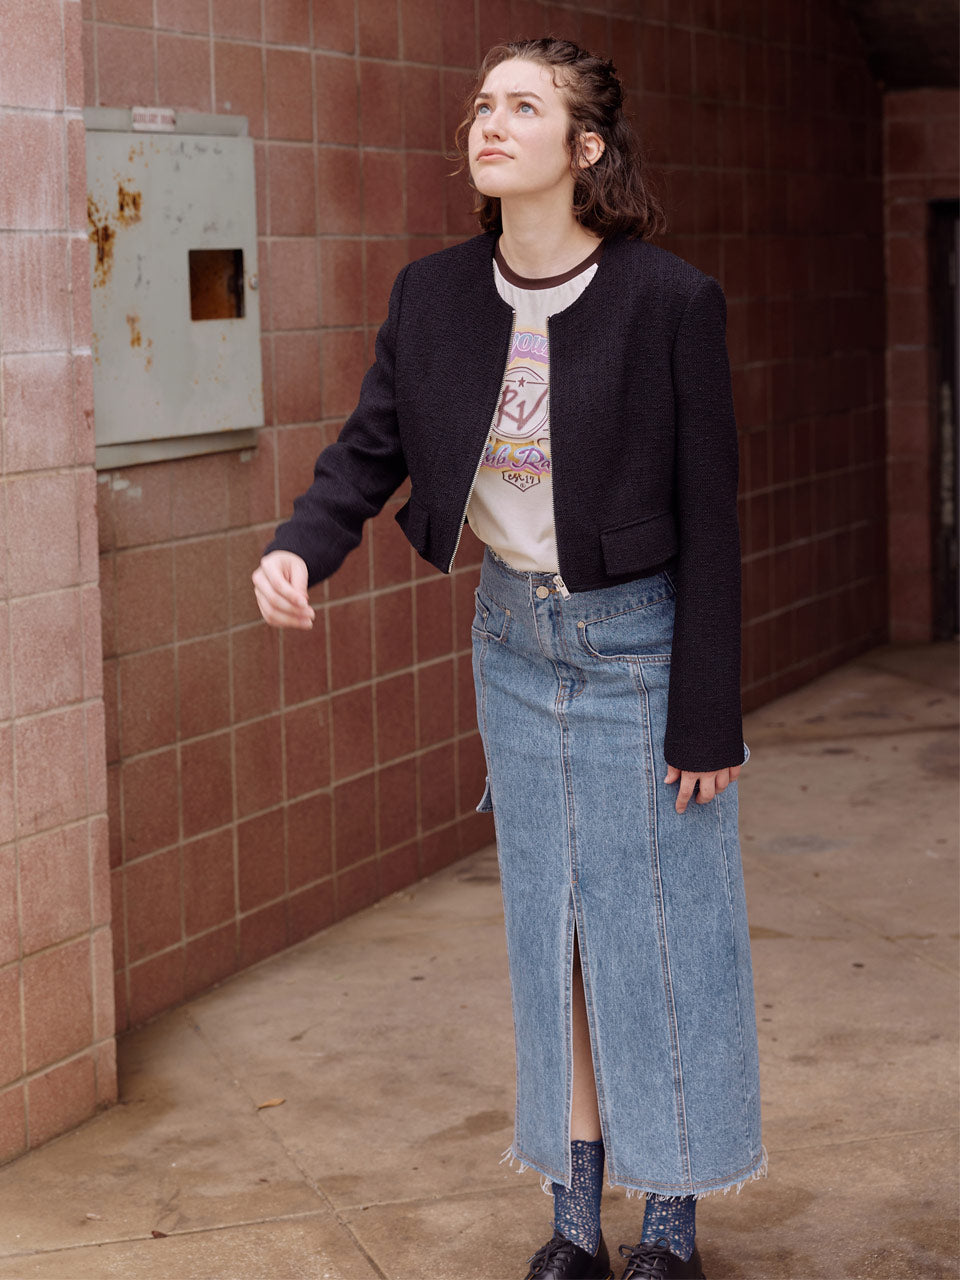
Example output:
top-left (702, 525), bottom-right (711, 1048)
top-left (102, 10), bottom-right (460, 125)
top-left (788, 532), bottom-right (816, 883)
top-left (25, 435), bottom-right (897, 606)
top-left (498, 197), bottom-right (601, 279)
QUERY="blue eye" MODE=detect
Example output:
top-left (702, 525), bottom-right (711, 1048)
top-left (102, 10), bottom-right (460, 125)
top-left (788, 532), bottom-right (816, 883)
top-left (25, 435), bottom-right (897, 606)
top-left (518, 102), bottom-right (534, 114)
top-left (475, 104), bottom-right (490, 115)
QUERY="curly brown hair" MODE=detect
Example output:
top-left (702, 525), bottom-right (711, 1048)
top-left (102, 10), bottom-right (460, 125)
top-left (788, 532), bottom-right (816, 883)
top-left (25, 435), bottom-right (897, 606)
top-left (453, 36), bottom-right (666, 241)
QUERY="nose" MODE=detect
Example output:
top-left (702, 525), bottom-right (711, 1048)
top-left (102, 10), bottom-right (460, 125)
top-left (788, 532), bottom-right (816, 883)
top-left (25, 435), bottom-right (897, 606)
top-left (481, 108), bottom-right (506, 140)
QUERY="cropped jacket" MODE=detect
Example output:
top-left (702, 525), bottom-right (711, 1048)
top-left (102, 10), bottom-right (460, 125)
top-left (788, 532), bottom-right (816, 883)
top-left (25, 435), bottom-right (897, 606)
top-left (266, 231), bottom-right (745, 772)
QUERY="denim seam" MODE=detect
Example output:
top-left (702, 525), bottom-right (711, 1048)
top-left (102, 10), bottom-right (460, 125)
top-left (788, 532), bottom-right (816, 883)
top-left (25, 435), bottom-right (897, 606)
top-left (579, 637), bottom-right (672, 664)
top-left (473, 633), bottom-right (491, 761)
top-left (552, 593), bottom-right (576, 668)
top-left (473, 628), bottom-right (526, 1162)
top-left (562, 894), bottom-right (577, 1188)
top-left (637, 661), bottom-right (693, 1190)
top-left (715, 789), bottom-right (753, 1143)
top-left (557, 600), bottom-right (589, 701)
top-left (553, 653), bottom-right (577, 1188)
top-left (561, 597), bottom-right (613, 1168)
top-left (581, 593), bottom-right (674, 625)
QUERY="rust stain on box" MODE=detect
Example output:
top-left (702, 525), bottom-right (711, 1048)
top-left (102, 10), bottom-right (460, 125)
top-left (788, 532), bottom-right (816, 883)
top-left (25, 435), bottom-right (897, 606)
top-left (87, 196), bottom-right (115, 287)
top-left (117, 183), bottom-right (142, 225)
top-left (126, 314), bottom-right (142, 348)
top-left (88, 184), bottom-right (143, 287)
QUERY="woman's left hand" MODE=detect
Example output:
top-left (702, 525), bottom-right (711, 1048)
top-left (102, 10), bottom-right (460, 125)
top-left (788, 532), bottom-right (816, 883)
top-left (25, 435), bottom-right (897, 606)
top-left (664, 764), bottom-right (742, 814)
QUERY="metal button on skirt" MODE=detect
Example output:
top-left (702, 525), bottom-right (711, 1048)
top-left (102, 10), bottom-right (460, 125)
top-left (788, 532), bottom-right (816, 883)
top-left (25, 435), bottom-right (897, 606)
top-left (471, 547), bottom-right (765, 1197)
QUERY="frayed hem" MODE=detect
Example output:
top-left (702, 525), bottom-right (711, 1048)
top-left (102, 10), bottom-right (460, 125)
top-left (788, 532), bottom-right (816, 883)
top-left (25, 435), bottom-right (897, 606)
top-left (498, 1145), bottom-right (560, 1194)
top-left (617, 1145), bottom-right (769, 1201)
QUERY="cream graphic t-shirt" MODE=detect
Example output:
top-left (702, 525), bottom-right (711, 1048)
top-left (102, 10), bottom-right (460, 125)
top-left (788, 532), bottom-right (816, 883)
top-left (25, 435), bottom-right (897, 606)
top-left (466, 241), bottom-right (603, 573)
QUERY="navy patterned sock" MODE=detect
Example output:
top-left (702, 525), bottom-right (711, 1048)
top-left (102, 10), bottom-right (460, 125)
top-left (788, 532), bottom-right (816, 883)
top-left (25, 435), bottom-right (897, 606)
top-left (641, 1193), bottom-right (696, 1261)
top-left (552, 1139), bottom-right (604, 1254)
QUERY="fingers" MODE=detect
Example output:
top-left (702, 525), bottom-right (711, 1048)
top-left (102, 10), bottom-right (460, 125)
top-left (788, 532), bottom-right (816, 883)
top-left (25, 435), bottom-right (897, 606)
top-left (252, 552), bottom-right (315, 629)
top-left (665, 767), bottom-right (733, 814)
top-left (253, 582), bottom-right (314, 629)
top-left (674, 773), bottom-right (698, 813)
top-left (696, 772), bottom-right (720, 803)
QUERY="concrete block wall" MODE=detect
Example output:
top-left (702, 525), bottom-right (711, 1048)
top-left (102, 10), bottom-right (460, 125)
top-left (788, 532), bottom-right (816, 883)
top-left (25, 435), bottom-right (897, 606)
top-left (0, 0), bottom-right (116, 1165)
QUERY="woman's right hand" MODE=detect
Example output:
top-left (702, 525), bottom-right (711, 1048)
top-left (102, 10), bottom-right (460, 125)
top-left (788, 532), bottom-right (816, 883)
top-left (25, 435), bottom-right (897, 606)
top-left (252, 551), bottom-right (316, 629)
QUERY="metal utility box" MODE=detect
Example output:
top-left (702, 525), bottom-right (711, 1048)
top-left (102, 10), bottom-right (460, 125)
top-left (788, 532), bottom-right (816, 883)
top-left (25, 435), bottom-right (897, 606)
top-left (85, 109), bottom-right (263, 468)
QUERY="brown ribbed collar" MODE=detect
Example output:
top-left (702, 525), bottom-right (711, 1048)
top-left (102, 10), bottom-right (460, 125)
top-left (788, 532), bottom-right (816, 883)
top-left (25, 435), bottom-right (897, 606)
top-left (494, 237), bottom-right (605, 290)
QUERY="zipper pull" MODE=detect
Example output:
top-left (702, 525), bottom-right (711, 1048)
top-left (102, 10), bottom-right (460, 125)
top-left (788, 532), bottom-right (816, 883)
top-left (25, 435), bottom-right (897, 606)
top-left (553, 574), bottom-right (571, 599)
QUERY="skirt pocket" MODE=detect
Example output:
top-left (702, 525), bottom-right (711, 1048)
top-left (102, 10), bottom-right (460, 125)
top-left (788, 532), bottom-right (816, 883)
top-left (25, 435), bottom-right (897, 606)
top-left (472, 588), bottom-right (511, 644)
top-left (577, 578), bottom-right (675, 661)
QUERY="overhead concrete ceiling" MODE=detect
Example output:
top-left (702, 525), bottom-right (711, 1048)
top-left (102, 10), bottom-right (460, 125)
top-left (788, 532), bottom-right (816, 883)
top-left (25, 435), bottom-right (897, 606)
top-left (840, 0), bottom-right (959, 89)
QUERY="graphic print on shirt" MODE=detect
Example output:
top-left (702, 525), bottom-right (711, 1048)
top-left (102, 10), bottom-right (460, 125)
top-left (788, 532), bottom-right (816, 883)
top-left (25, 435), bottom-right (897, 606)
top-left (483, 326), bottom-right (550, 494)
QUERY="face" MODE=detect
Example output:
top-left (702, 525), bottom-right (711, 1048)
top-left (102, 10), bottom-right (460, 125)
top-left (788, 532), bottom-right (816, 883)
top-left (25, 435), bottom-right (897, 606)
top-left (468, 58), bottom-right (582, 204)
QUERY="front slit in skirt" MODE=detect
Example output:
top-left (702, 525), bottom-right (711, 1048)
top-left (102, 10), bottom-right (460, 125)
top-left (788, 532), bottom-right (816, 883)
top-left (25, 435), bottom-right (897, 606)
top-left (471, 546), bottom-right (766, 1197)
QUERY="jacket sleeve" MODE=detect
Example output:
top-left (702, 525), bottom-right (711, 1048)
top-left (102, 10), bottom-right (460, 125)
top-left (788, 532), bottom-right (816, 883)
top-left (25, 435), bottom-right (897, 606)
top-left (263, 264), bottom-right (411, 586)
top-left (663, 275), bottom-right (746, 773)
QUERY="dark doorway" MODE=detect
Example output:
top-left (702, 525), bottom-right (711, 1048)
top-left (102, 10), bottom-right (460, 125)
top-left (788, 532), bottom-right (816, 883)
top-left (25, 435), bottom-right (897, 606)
top-left (930, 199), bottom-right (959, 638)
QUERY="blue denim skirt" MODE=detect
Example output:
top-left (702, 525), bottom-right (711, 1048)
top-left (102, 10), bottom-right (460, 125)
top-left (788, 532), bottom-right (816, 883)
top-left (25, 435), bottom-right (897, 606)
top-left (471, 547), bottom-right (765, 1198)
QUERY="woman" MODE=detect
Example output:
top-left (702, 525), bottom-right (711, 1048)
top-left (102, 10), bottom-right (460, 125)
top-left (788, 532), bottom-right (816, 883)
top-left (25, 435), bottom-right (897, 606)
top-left (253, 37), bottom-right (765, 1280)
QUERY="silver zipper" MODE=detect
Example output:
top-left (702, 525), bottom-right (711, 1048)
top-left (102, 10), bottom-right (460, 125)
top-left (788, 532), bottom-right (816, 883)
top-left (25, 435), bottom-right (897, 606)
top-left (447, 309), bottom-right (516, 573)
top-left (553, 574), bottom-right (570, 599)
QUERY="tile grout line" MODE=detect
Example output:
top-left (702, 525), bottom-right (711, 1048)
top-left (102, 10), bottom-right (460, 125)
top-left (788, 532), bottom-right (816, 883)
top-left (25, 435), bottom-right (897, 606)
top-left (743, 856), bottom-right (960, 980)
top-left (0, 1205), bottom-right (368, 1263)
top-left (179, 1009), bottom-right (389, 1279)
top-left (759, 1125), bottom-right (959, 1157)
top-left (742, 721), bottom-right (958, 748)
top-left (853, 657), bottom-right (960, 699)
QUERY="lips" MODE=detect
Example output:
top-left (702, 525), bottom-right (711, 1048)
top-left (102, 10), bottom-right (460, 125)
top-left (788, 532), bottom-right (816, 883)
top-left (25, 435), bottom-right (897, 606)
top-left (476, 149), bottom-right (510, 159)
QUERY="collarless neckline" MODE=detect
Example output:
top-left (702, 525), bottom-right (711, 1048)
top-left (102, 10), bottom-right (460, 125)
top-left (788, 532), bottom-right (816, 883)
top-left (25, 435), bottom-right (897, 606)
top-left (494, 238), bottom-right (605, 291)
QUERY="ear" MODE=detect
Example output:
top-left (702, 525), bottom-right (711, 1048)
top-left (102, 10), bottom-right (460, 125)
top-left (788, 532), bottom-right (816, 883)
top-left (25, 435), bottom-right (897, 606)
top-left (577, 131), bottom-right (605, 168)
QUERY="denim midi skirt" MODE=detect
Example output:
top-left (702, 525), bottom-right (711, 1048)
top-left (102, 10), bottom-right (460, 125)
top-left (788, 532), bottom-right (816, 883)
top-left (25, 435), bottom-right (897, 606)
top-left (471, 547), bottom-right (765, 1198)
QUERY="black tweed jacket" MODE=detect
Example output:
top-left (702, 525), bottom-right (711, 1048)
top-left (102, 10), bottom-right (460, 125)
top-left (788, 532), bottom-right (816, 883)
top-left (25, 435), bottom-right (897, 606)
top-left (266, 232), bottom-right (744, 772)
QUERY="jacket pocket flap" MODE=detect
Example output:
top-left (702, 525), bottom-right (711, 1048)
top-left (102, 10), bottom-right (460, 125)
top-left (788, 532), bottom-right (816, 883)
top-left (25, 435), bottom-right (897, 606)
top-left (600, 512), bottom-right (678, 577)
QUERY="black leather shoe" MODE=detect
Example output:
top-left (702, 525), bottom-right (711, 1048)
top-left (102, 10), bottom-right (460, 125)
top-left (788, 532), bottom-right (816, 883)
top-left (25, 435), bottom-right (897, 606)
top-left (523, 1230), bottom-right (614, 1279)
top-left (618, 1239), bottom-right (705, 1279)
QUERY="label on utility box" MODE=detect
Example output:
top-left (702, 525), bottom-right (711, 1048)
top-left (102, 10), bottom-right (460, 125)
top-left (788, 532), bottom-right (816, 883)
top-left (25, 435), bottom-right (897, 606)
top-left (131, 107), bottom-right (176, 132)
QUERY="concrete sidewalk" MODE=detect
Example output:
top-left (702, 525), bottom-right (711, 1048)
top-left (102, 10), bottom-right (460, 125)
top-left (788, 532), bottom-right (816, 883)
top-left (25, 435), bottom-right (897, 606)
top-left (0, 642), bottom-right (956, 1279)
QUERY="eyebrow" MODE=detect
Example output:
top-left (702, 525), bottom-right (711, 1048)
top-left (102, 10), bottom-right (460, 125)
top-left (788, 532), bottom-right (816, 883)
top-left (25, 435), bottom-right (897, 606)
top-left (474, 90), bottom-right (546, 103)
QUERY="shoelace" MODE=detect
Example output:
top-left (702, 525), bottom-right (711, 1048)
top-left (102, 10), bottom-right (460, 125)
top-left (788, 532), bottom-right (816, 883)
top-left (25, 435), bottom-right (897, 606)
top-left (618, 1238), bottom-right (677, 1278)
top-left (527, 1233), bottom-right (581, 1275)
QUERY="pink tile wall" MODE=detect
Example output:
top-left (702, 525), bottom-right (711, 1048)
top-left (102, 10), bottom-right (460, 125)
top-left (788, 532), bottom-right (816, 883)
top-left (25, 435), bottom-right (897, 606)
top-left (87, 0), bottom-right (503, 1038)
top-left (84, 0), bottom-right (890, 1050)
top-left (0, 0), bottom-right (115, 1165)
top-left (883, 89), bottom-right (959, 642)
top-left (699, 0), bottom-right (889, 704)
